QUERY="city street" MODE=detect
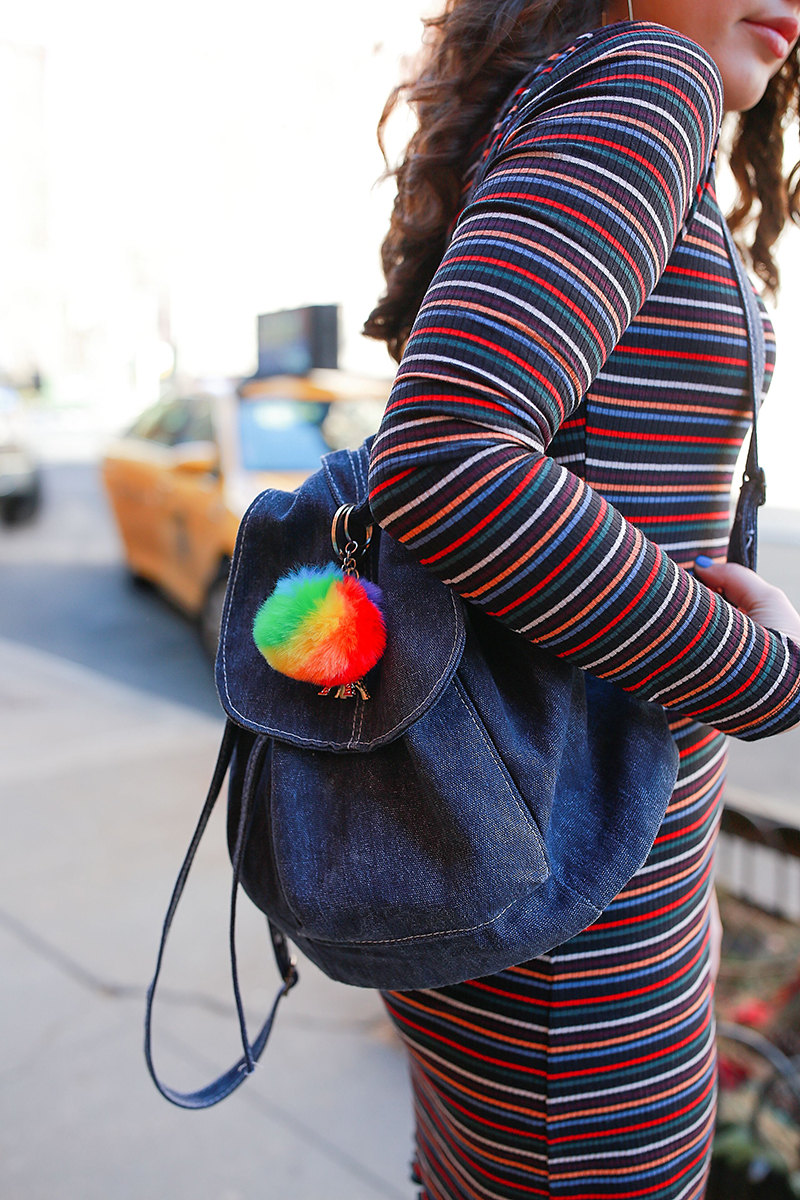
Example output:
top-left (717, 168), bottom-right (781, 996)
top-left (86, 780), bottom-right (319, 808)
top-left (1, 463), bottom-right (799, 1200)
top-left (0, 464), bottom-right (414, 1200)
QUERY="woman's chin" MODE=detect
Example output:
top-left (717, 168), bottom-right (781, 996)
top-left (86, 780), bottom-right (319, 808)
top-left (722, 64), bottom-right (775, 113)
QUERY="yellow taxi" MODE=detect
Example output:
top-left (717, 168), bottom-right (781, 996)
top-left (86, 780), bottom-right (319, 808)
top-left (101, 369), bottom-right (391, 654)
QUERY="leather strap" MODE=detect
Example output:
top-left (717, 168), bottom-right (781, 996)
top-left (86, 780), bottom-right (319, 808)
top-left (719, 212), bottom-right (767, 570)
top-left (144, 720), bottom-right (298, 1109)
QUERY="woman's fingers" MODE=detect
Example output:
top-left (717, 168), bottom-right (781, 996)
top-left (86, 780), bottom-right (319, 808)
top-left (709, 887), bottom-right (722, 986)
top-left (693, 557), bottom-right (763, 607)
top-left (694, 557), bottom-right (800, 642)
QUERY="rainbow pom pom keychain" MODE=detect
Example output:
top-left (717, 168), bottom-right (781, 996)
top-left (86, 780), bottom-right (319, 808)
top-left (252, 505), bottom-right (386, 700)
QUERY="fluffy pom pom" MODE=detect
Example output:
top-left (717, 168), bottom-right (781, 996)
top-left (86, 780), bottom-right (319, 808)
top-left (253, 565), bottom-right (386, 686)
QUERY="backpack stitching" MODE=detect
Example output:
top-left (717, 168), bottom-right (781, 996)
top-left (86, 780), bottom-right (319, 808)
top-left (452, 676), bottom-right (547, 851)
top-left (219, 492), bottom-right (265, 711)
top-left (310, 896), bottom-right (524, 946)
top-left (223, 587), bottom-right (463, 747)
top-left (219, 483), bottom-right (466, 749)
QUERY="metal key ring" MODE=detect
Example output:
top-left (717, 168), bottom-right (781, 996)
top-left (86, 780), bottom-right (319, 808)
top-left (331, 504), bottom-right (373, 557)
top-left (330, 505), bottom-right (353, 556)
top-left (343, 507), bottom-right (373, 552)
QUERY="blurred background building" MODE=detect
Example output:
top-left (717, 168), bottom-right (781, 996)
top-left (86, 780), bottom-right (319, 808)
top-left (0, 0), bottom-right (424, 454)
top-left (0, 39), bottom-right (48, 389)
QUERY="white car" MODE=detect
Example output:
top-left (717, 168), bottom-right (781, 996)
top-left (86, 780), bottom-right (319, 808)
top-left (0, 386), bottom-right (40, 525)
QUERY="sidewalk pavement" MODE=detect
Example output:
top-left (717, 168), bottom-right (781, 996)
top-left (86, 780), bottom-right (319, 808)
top-left (0, 636), bottom-right (414, 1200)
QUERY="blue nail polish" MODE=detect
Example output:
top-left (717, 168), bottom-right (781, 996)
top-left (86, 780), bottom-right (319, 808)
top-left (694, 555), bottom-right (713, 568)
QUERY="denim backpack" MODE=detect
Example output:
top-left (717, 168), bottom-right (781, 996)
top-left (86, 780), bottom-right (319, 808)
top-left (145, 438), bottom-right (680, 1109)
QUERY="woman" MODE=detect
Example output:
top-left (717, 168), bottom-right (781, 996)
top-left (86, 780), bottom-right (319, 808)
top-left (365, 2), bottom-right (800, 1197)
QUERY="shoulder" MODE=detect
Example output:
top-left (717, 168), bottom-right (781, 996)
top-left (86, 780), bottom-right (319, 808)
top-left (535, 21), bottom-right (721, 93)
top-left (503, 22), bottom-right (723, 142)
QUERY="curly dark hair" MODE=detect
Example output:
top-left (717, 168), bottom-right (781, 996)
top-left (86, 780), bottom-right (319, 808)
top-left (364, 0), bottom-right (800, 362)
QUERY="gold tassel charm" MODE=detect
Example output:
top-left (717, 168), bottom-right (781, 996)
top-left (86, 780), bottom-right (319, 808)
top-left (318, 681), bottom-right (371, 701)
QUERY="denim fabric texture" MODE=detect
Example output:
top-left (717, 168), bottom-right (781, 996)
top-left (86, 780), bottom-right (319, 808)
top-left (216, 443), bottom-right (679, 991)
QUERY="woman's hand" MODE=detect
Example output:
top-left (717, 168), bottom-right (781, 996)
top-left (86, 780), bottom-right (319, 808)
top-left (694, 557), bottom-right (800, 643)
top-left (709, 887), bottom-right (722, 987)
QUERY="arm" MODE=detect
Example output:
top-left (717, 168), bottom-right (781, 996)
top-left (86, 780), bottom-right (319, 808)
top-left (368, 24), bottom-right (800, 740)
top-left (694, 559), bottom-right (800, 732)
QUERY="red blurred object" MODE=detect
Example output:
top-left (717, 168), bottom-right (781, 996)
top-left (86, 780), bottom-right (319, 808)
top-left (730, 998), bottom-right (775, 1028)
top-left (717, 1054), bottom-right (749, 1090)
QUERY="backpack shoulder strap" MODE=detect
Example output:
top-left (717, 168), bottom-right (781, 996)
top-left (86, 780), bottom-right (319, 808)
top-left (144, 720), bottom-right (298, 1109)
top-left (720, 213), bottom-right (767, 570)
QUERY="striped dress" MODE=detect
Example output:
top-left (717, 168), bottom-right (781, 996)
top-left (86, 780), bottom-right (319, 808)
top-left (368, 21), bottom-right (800, 1200)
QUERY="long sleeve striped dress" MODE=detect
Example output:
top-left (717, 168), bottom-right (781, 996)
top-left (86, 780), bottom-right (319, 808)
top-left (367, 21), bottom-right (800, 1200)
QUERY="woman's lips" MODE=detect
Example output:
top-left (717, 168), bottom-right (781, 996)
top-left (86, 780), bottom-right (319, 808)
top-left (742, 18), bottom-right (797, 59)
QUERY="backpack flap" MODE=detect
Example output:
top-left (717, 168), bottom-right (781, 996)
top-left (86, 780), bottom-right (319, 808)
top-left (216, 446), bottom-right (466, 751)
